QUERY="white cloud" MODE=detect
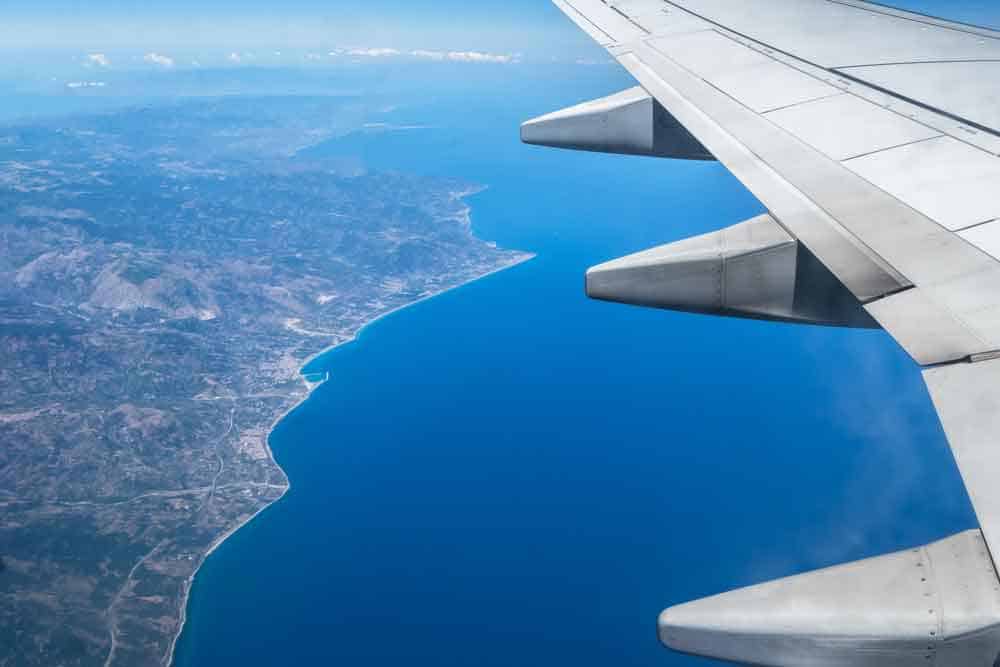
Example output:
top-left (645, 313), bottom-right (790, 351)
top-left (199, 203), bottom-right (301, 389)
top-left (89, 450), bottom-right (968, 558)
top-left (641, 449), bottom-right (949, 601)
top-left (227, 52), bottom-right (241, 63)
top-left (444, 50), bottom-right (517, 64)
top-left (409, 49), bottom-right (447, 61)
top-left (143, 52), bottom-right (174, 68)
top-left (305, 53), bottom-right (322, 61)
top-left (331, 47), bottom-right (518, 64)
top-left (86, 53), bottom-right (110, 68)
top-left (409, 49), bottom-right (517, 64)
top-left (346, 47), bottom-right (401, 57)
top-left (67, 81), bottom-right (107, 89)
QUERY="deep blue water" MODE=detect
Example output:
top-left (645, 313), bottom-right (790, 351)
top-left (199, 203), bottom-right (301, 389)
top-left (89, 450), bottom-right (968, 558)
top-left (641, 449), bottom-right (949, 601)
top-left (174, 64), bottom-right (976, 667)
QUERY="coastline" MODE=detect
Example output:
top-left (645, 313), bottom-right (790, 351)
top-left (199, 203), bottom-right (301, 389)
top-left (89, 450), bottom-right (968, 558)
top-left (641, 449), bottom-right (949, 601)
top-left (165, 249), bottom-right (535, 667)
top-left (297, 253), bottom-right (535, 374)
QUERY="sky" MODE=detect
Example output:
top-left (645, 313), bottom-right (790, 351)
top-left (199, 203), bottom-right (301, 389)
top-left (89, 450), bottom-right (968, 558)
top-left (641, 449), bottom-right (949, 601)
top-left (0, 1), bottom-right (579, 56)
top-left (1, 0), bottom-right (997, 64)
top-left (0, 1), bottom-right (996, 107)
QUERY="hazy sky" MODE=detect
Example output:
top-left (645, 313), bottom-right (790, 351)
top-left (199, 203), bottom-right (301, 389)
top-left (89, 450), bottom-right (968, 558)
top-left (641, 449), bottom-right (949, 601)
top-left (0, 1), bottom-right (997, 63)
top-left (0, 1), bottom-right (580, 55)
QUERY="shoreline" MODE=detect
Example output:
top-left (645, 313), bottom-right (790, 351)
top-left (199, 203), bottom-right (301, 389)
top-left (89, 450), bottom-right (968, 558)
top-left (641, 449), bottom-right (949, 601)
top-left (298, 253), bottom-right (535, 374)
top-left (164, 249), bottom-right (535, 667)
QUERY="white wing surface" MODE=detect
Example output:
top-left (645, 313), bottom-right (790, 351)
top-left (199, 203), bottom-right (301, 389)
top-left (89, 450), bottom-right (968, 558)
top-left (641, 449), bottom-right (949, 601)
top-left (524, 2), bottom-right (1000, 665)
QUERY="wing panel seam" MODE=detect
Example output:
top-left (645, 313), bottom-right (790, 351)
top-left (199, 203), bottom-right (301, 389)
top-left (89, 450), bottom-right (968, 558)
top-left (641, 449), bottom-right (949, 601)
top-left (607, 2), bottom-right (652, 35)
top-left (833, 69), bottom-right (1000, 139)
top-left (661, 0), bottom-right (1000, 139)
top-left (827, 0), bottom-right (1000, 40)
top-left (559, 0), bottom-right (616, 43)
top-left (620, 49), bottom-right (909, 297)
top-left (835, 59), bottom-right (1000, 68)
top-left (834, 134), bottom-right (944, 162)
top-left (757, 92), bottom-right (847, 115)
top-left (955, 218), bottom-right (999, 233)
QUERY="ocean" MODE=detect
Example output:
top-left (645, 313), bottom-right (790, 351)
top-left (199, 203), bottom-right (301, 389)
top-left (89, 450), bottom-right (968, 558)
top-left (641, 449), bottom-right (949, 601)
top-left (173, 64), bottom-right (975, 666)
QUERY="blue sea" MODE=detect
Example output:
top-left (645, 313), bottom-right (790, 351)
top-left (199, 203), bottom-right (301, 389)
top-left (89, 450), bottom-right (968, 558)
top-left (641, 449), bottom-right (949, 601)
top-left (173, 63), bottom-right (975, 666)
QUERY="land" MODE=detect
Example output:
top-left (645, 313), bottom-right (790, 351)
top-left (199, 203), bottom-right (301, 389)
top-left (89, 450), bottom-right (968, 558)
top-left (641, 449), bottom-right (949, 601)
top-left (0, 95), bottom-right (531, 666)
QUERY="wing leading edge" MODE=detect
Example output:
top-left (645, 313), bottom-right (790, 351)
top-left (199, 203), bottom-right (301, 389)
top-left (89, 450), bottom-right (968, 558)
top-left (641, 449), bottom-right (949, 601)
top-left (526, 1), bottom-right (1000, 665)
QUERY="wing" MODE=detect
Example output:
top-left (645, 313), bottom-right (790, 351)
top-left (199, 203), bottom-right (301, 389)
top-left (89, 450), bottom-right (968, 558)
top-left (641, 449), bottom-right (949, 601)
top-left (525, 2), bottom-right (1000, 665)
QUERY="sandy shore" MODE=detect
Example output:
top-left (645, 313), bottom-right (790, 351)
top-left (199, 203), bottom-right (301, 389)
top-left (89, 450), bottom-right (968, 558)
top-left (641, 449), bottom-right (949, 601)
top-left (165, 249), bottom-right (534, 667)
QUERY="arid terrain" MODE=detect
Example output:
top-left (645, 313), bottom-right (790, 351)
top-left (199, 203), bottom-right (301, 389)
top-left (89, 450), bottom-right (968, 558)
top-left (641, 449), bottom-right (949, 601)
top-left (0, 96), bottom-right (530, 666)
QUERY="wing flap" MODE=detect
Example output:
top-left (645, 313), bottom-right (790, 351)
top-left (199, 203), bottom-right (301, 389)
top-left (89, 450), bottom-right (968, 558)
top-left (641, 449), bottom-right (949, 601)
top-left (865, 289), bottom-right (989, 366)
top-left (843, 136), bottom-right (1000, 232)
top-left (839, 62), bottom-right (1000, 134)
top-left (924, 358), bottom-right (1000, 564)
top-left (763, 93), bottom-right (942, 162)
top-left (960, 221), bottom-right (1000, 263)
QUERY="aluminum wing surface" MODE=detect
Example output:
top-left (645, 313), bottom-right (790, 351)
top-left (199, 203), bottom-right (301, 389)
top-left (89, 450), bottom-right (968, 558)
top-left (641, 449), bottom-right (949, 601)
top-left (523, 1), bottom-right (1000, 665)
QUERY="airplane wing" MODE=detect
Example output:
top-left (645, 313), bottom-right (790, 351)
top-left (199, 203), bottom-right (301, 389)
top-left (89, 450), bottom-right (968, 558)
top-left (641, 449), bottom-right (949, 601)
top-left (523, 2), bottom-right (1000, 665)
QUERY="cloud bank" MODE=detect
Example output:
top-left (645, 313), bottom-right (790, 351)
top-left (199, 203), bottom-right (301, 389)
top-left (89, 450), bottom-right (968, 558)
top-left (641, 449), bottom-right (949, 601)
top-left (411, 49), bottom-right (517, 63)
top-left (336, 47), bottom-right (518, 64)
top-left (345, 47), bottom-right (401, 58)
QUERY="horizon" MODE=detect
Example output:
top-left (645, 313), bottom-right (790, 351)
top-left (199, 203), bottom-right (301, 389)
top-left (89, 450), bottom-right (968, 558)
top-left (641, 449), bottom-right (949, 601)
top-left (0, 1), bottom-right (997, 79)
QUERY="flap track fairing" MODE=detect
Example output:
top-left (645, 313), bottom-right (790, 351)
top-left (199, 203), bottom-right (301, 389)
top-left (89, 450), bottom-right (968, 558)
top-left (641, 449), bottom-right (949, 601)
top-left (661, 530), bottom-right (1000, 667)
top-left (520, 86), bottom-right (714, 160)
top-left (586, 214), bottom-right (878, 328)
